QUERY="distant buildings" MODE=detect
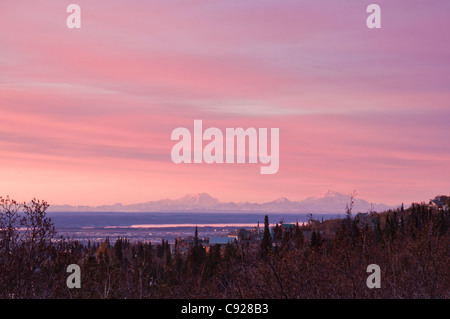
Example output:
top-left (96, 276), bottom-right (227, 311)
top-left (209, 236), bottom-right (236, 246)
top-left (205, 236), bottom-right (235, 253)
top-left (204, 228), bottom-right (260, 253)
top-left (227, 228), bottom-right (251, 241)
top-left (176, 236), bottom-right (205, 256)
top-left (429, 195), bottom-right (449, 211)
top-left (280, 223), bottom-right (295, 231)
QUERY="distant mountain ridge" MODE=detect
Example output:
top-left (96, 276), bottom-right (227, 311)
top-left (48, 190), bottom-right (395, 214)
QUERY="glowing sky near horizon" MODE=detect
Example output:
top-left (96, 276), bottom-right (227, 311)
top-left (1, 0), bottom-right (449, 207)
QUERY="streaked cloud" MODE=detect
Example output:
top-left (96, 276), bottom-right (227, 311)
top-left (0, 0), bottom-right (449, 206)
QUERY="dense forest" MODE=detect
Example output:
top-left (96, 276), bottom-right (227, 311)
top-left (0, 196), bottom-right (448, 299)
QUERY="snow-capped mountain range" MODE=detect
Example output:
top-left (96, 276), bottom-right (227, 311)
top-left (48, 190), bottom-right (395, 213)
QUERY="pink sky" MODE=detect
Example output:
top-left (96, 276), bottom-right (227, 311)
top-left (1, 0), bottom-right (449, 207)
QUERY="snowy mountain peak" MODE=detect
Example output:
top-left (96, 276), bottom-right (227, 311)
top-left (180, 193), bottom-right (219, 205)
top-left (322, 189), bottom-right (338, 198)
top-left (272, 197), bottom-right (291, 203)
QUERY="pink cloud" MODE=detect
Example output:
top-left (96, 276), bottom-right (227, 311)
top-left (1, 1), bottom-right (449, 206)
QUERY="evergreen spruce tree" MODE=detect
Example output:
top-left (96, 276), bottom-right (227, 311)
top-left (434, 210), bottom-right (447, 237)
top-left (194, 225), bottom-right (199, 248)
top-left (188, 225), bottom-right (205, 273)
top-left (260, 215), bottom-right (272, 259)
top-left (165, 240), bottom-right (172, 265)
top-left (294, 222), bottom-right (305, 249)
top-left (311, 231), bottom-right (317, 248)
top-left (400, 216), bottom-right (405, 235)
top-left (114, 237), bottom-right (123, 263)
top-left (280, 229), bottom-right (291, 252)
top-left (273, 223), bottom-right (282, 241)
top-left (316, 231), bottom-right (322, 247)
